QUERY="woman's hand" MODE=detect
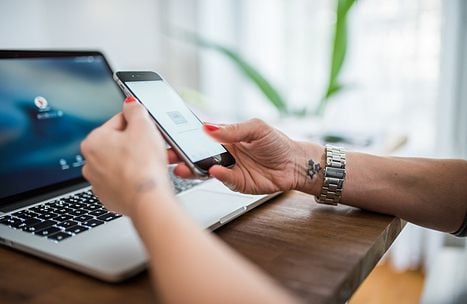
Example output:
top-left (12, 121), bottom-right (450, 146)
top-left (80, 97), bottom-right (173, 218)
top-left (171, 118), bottom-right (324, 194)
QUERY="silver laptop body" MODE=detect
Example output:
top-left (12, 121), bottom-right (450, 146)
top-left (0, 50), bottom-right (276, 282)
top-left (0, 176), bottom-right (275, 282)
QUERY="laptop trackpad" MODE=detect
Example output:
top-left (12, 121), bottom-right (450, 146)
top-left (178, 190), bottom-right (251, 228)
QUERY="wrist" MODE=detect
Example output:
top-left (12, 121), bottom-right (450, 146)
top-left (128, 176), bottom-right (174, 219)
top-left (131, 186), bottom-right (178, 232)
top-left (130, 182), bottom-right (193, 256)
top-left (293, 142), bottom-right (325, 196)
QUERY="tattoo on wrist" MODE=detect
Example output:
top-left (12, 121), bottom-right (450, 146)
top-left (299, 144), bottom-right (326, 195)
top-left (307, 159), bottom-right (322, 179)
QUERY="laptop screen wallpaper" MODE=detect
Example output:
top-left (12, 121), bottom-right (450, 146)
top-left (0, 55), bottom-right (123, 200)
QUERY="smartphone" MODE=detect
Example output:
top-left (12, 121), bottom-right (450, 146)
top-left (114, 71), bottom-right (235, 177)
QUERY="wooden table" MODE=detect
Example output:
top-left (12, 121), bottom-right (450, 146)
top-left (0, 191), bottom-right (404, 304)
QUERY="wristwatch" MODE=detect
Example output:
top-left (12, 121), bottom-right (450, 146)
top-left (315, 145), bottom-right (346, 206)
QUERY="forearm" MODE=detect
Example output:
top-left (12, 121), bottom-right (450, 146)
top-left (295, 142), bottom-right (467, 233)
top-left (344, 154), bottom-right (467, 233)
top-left (132, 188), bottom-right (297, 304)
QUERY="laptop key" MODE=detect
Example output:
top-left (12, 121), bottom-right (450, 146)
top-left (30, 207), bottom-right (53, 214)
top-left (44, 201), bottom-right (57, 208)
top-left (81, 219), bottom-right (104, 228)
top-left (48, 202), bottom-right (65, 209)
top-left (89, 209), bottom-right (107, 217)
top-left (54, 214), bottom-right (73, 222)
top-left (13, 213), bottom-right (33, 220)
top-left (23, 220), bottom-right (57, 233)
top-left (35, 212), bottom-right (59, 220)
top-left (24, 210), bottom-right (41, 218)
top-left (48, 231), bottom-right (72, 242)
top-left (82, 204), bottom-right (100, 211)
top-left (13, 210), bottom-right (28, 215)
top-left (74, 215), bottom-right (93, 222)
top-left (14, 218), bottom-right (42, 229)
top-left (63, 197), bottom-right (75, 202)
top-left (59, 202), bottom-right (71, 207)
top-left (70, 202), bottom-right (86, 209)
top-left (56, 220), bottom-right (78, 229)
top-left (8, 218), bottom-right (26, 229)
top-left (67, 209), bottom-right (87, 216)
top-left (53, 208), bottom-right (70, 215)
top-left (66, 225), bottom-right (89, 235)
top-left (79, 198), bottom-right (92, 204)
top-left (96, 212), bottom-right (122, 222)
top-left (35, 226), bottom-right (61, 237)
top-left (2, 216), bottom-right (21, 223)
top-left (87, 198), bottom-right (99, 205)
top-left (12, 210), bottom-right (32, 219)
top-left (21, 218), bottom-right (42, 228)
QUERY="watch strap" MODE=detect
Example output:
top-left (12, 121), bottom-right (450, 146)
top-left (315, 145), bottom-right (346, 206)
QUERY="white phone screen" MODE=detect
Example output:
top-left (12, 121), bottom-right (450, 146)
top-left (125, 80), bottom-right (226, 162)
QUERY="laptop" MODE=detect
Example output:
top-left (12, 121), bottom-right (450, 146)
top-left (0, 50), bottom-right (278, 282)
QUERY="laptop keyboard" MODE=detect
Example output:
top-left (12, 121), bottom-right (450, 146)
top-left (169, 167), bottom-right (204, 194)
top-left (0, 171), bottom-right (204, 243)
top-left (0, 190), bottom-right (121, 242)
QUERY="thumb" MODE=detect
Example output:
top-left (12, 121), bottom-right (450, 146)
top-left (209, 165), bottom-right (243, 192)
top-left (203, 118), bottom-right (267, 144)
top-left (122, 96), bottom-right (152, 132)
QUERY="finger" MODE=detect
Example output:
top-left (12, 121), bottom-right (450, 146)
top-left (81, 163), bottom-right (99, 185)
top-left (173, 164), bottom-right (197, 179)
top-left (80, 130), bottom-right (100, 160)
top-left (122, 96), bottom-right (152, 132)
top-left (167, 148), bottom-right (183, 164)
top-left (100, 113), bottom-right (126, 131)
top-left (82, 164), bottom-right (92, 182)
top-left (208, 165), bottom-right (241, 191)
top-left (202, 118), bottom-right (268, 144)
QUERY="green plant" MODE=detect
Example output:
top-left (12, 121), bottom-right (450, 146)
top-left (175, 30), bottom-right (289, 115)
top-left (318, 0), bottom-right (357, 115)
top-left (173, 0), bottom-right (356, 116)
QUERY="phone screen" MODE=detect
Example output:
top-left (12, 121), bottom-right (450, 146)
top-left (125, 80), bottom-right (227, 163)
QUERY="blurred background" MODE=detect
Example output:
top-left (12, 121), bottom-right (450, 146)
top-left (1, 0), bottom-right (466, 303)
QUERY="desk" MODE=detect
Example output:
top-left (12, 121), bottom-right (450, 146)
top-left (0, 191), bottom-right (404, 304)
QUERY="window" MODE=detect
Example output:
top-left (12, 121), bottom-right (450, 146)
top-left (191, 0), bottom-right (442, 155)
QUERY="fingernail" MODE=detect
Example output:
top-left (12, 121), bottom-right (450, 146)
top-left (203, 123), bottom-right (220, 132)
top-left (124, 96), bottom-right (137, 103)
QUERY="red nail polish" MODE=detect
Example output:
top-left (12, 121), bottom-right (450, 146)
top-left (203, 124), bottom-right (220, 132)
top-left (124, 96), bottom-right (137, 103)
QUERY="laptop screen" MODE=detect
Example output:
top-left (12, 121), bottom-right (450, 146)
top-left (0, 52), bottom-right (123, 205)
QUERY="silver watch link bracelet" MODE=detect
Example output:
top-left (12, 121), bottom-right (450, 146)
top-left (315, 145), bottom-right (346, 206)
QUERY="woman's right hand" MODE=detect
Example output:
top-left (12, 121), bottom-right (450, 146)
top-left (171, 119), bottom-right (324, 195)
top-left (81, 97), bottom-right (173, 218)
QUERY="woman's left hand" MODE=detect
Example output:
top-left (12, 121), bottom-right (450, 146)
top-left (80, 96), bottom-right (173, 218)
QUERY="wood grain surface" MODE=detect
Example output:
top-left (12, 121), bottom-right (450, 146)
top-left (0, 191), bottom-right (404, 304)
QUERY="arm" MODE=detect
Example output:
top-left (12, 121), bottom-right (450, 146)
top-left (173, 119), bottom-right (467, 235)
top-left (295, 143), bottom-right (467, 234)
top-left (132, 189), bottom-right (296, 304)
top-left (80, 99), bottom-right (297, 303)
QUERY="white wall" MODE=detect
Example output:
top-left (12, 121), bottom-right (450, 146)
top-left (0, 0), bottom-right (164, 73)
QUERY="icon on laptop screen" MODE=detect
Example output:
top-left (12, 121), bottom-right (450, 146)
top-left (34, 96), bottom-right (49, 110)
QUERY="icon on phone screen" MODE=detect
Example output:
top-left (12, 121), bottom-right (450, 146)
top-left (167, 111), bottom-right (188, 125)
